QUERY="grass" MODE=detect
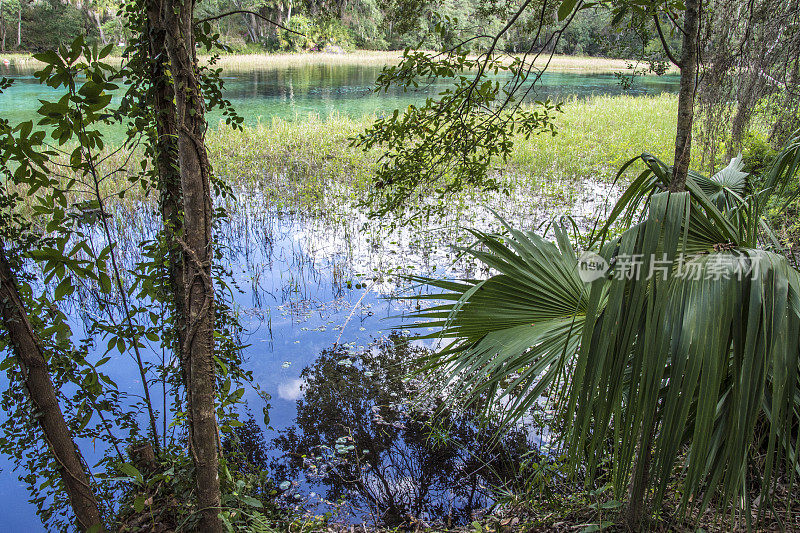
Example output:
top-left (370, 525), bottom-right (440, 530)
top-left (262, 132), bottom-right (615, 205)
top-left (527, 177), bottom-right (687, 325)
top-left (206, 93), bottom-right (682, 211)
top-left (509, 93), bottom-right (680, 180)
top-left (1, 49), bottom-right (675, 74)
top-left (207, 50), bottom-right (404, 70)
top-left (0, 53), bottom-right (45, 66)
top-left (9, 93), bottom-right (684, 237)
top-left (208, 51), bottom-right (671, 73)
top-left (520, 54), bottom-right (677, 73)
top-left (208, 113), bottom-right (376, 209)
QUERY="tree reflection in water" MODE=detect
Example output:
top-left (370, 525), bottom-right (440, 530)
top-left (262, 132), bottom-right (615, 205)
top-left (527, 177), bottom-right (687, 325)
top-left (271, 334), bottom-right (534, 528)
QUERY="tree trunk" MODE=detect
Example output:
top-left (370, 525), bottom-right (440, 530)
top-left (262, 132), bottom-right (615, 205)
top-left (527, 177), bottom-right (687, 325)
top-left (1, 0), bottom-right (7, 53)
top-left (233, 0), bottom-right (258, 44)
top-left (0, 244), bottom-right (104, 532)
top-left (145, 0), bottom-right (186, 451)
top-left (163, 0), bottom-right (223, 530)
top-left (726, 86), bottom-right (754, 159)
top-left (16, 2), bottom-right (20, 48)
top-left (240, 13), bottom-right (257, 43)
top-left (94, 10), bottom-right (107, 45)
top-left (669, 0), bottom-right (700, 192)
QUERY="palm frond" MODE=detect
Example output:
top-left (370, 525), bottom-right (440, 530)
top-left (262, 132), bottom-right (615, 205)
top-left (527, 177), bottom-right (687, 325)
top-left (691, 154), bottom-right (748, 211)
top-left (406, 223), bottom-right (590, 424)
top-left (407, 140), bottom-right (800, 524)
top-left (568, 191), bottom-right (800, 513)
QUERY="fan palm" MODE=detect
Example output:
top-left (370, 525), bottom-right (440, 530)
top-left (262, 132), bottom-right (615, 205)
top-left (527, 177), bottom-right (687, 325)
top-left (407, 138), bottom-right (800, 526)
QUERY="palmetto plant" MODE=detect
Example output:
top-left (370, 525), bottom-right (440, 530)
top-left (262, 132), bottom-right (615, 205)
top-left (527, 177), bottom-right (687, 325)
top-left (407, 138), bottom-right (800, 525)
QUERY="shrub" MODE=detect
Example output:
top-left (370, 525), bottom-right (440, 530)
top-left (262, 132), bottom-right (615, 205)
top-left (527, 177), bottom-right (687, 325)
top-left (276, 14), bottom-right (316, 51)
top-left (274, 15), bottom-right (354, 52)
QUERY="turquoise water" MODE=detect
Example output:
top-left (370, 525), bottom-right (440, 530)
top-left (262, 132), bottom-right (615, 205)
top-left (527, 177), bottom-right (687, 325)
top-left (0, 62), bottom-right (679, 128)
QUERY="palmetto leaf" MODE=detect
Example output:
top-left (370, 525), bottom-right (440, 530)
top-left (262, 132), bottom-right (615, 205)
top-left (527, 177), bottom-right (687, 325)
top-left (593, 153), bottom-right (741, 250)
top-left (407, 140), bottom-right (800, 522)
top-left (690, 154), bottom-right (748, 211)
top-left (405, 223), bottom-right (591, 424)
top-left (570, 193), bottom-right (800, 513)
top-left (764, 134), bottom-right (800, 196)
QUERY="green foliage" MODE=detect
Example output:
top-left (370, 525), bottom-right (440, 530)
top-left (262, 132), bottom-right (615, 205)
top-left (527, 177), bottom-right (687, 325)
top-left (357, 42), bottom-right (562, 218)
top-left (101, 443), bottom-right (286, 531)
top-left (276, 14), bottom-right (316, 50)
top-left (0, 13), bottom-right (259, 529)
top-left (21, 0), bottom-right (95, 53)
top-left (273, 15), bottom-right (354, 51)
top-left (0, 37), bottom-right (152, 529)
top-left (4, 0), bottom-right (675, 59)
top-left (407, 142), bottom-right (800, 526)
top-left (741, 132), bottom-right (779, 177)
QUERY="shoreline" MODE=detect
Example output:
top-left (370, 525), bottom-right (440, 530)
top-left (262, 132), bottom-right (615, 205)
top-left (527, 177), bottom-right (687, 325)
top-left (0, 50), bottom-right (676, 74)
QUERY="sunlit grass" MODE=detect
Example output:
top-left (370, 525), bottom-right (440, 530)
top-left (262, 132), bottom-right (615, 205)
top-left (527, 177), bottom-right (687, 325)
top-left (207, 93), bottom-right (683, 209)
top-left (509, 93), bottom-right (680, 182)
top-left (525, 54), bottom-right (677, 73)
top-left (208, 52), bottom-right (675, 73)
top-left (1, 50), bottom-right (675, 74)
top-left (0, 50), bottom-right (400, 71)
top-left (207, 50), bottom-right (404, 70)
top-left (209, 112), bottom-right (376, 211)
top-left (0, 53), bottom-right (47, 66)
top-left (10, 94), bottom-right (684, 220)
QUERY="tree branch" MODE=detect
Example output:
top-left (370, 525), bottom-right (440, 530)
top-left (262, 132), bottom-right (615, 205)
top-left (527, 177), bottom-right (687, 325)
top-left (653, 13), bottom-right (681, 67)
top-left (194, 10), bottom-right (304, 36)
top-left (665, 8), bottom-right (687, 37)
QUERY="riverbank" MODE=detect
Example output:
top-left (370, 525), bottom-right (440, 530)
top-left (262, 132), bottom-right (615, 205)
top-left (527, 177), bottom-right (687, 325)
top-left (207, 51), bottom-right (670, 73)
top-left (0, 49), bottom-right (674, 73)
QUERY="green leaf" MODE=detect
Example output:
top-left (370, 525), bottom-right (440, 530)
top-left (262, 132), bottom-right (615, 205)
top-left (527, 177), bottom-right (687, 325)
top-left (53, 277), bottom-right (73, 300)
top-left (580, 525), bottom-right (606, 533)
top-left (134, 494), bottom-right (146, 513)
top-left (118, 463), bottom-right (143, 484)
top-left (599, 500), bottom-right (622, 509)
top-left (558, 0), bottom-right (579, 21)
top-left (219, 512), bottom-right (234, 532)
top-left (239, 495), bottom-right (263, 508)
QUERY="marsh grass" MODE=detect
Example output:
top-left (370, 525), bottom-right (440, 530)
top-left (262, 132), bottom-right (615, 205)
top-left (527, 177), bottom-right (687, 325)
top-left (0, 53), bottom-right (47, 67)
top-left (208, 52), bottom-right (677, 73)
top-left (11, 94), bottom-right (685, 226)
top-left (523, 54), bottom-right (678, 73)
top-left (208, 113), bottom-right (376, 211)
top-left (509, 93), bottom-right (681, 181)
top-left (207, 51), bottom-right (404, 71)
top-left (1, 50), bottom-right (675, 74)
top-left (206, 93), bottom-right (684, 210)
top-left (0, 51), bottom-right (401, 71)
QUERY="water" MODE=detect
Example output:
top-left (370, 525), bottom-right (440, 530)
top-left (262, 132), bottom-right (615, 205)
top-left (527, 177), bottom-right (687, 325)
top-left (0, 61), bottom-right (679, 127)
top-left (0, 60), bottom-right (663, 530)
